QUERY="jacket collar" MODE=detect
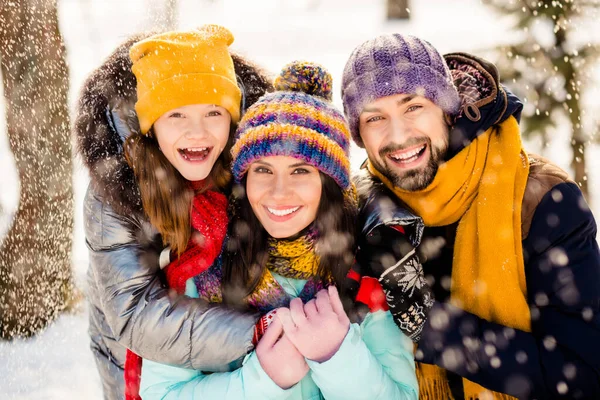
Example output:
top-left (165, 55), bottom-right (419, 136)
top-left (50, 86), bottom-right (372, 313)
top-left (355, 169), bottom-right (424, 247)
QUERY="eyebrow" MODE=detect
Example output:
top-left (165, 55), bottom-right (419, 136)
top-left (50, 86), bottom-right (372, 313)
top-left (289, 162), bottom-right (311, 168)
top-left (397, 94), bottom-right (417, 105)
top-left (361, 94), bottom-right (418, 113)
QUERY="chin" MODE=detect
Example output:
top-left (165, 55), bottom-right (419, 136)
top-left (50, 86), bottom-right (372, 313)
top-left (264, 227), bottom-right (293, 239)
top-left (181, 170), bottom-right (210, 182)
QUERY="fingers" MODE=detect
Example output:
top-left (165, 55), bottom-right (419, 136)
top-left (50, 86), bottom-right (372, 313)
top-left (277, 307), bottom-right (298, 336)
top-left (276, 333), bottom-right (301, 354)
top-left (259, 315), bottom-right (284, 349)
top-left (315, 289), bottom-right (333, 314)
top-left (304, 299), bottom-right (318, 319)
top-left (328, 285), bottom-right (348, 320)
top-left (289, 297), bottom-right (307, 326)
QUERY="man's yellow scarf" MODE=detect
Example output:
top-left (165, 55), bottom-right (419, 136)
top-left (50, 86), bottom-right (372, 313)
top-left (368, 116), bottom-right (531, 400)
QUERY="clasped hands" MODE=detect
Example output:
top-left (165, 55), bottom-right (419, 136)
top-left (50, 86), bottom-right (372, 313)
top-left (256, 286), bottom-right (350, 389)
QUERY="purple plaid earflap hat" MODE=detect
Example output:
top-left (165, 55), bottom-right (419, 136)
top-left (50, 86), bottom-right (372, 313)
top-left (341, 33), bottom-right (461, 147)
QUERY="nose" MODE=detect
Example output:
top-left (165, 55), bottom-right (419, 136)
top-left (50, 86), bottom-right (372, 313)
top-left (270, 174), bottom-right (291, 200)
top-left (388, 116), bottom-right (411, 143)
top-left (184, 120), bottom-right (209, 139)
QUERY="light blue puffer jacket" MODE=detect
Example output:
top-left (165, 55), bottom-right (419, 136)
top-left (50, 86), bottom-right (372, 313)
top-left (140, 274), bottom-right (419, 400)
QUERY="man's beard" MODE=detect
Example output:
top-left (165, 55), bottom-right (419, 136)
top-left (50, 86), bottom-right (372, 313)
top-left (373, 137), bottom-right (447, 192)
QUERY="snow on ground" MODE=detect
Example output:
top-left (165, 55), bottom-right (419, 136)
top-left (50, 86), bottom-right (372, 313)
top-left (0, 0), bottom-right (598, 398)
top-left (0, 305), bottom-right (101, 399)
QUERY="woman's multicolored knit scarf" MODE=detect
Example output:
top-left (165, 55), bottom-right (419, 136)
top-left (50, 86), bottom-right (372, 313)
top-left (193, 227), bottom-right (332, 313)
top-left (247, 229), bottom-right (331, 313)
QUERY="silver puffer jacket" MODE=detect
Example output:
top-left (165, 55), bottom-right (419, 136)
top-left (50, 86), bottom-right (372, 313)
top-left (74, 34), bottom-right (272, 400)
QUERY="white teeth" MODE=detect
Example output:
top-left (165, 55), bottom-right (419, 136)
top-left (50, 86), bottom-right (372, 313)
top-left (390, 145), bottom-right (425, 161)
top-left (183, 147), bottom-right (208, 153)
top-left (267, 206), bottom-right (300, 216)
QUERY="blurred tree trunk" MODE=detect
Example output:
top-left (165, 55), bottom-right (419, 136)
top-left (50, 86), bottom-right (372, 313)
top-left (0, 0), bottom-right (74, 339)
top-left (387, 0), bottom-right (410, 19)
top-left (556, 29), bottom-right (588, 198)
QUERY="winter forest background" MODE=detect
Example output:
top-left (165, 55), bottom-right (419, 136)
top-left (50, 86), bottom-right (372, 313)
top-left (0, 0), bottom-right (599, 398)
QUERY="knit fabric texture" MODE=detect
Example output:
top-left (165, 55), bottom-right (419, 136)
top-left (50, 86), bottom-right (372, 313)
top-left (231, 61), bottom-right (351, 189)
top-left (341, 33), bottom-right (461, 147)
top-left (130, 24), bottom-right (241, 134)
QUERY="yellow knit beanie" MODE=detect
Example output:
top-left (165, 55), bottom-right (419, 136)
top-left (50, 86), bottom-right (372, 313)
top-left (130, 24), bottom-right (242, 134)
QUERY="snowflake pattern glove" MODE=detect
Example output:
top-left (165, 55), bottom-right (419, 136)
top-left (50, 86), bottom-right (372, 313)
top-left (356, 225), bottom-right (435, 342)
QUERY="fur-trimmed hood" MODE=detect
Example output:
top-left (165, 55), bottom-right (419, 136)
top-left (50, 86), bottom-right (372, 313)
top-left (74, 33), bottom-right (273, 218)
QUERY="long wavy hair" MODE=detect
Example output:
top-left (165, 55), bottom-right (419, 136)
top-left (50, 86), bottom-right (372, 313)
top-left (122, 51), bottom-right (271, 256)
top-left (124, 125), bottom-right (234, 255)
top-left (222, 173), bottom-right (357, 308)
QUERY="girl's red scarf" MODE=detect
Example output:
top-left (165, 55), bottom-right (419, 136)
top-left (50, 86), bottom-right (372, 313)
top-left (124, 189), bottom-right (228, 400)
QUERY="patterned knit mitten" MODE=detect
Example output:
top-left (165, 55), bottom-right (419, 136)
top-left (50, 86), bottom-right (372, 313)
top-left (356, 225), bottom-right (434, 341)
top-left (252, 309), bottom-right (279, 345)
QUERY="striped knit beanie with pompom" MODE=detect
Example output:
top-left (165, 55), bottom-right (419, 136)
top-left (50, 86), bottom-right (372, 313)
top-left (231, 61), bottom-right (351, 190)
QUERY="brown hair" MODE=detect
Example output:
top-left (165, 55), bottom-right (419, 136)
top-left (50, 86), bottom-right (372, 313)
top-left (222, 173), bottom-right (357, 309)
top-left (124, 125), bottom-right (234, 255)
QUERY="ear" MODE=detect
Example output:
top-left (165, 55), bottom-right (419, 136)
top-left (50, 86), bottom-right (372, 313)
top-left (443, 112), bottom-right (455, 127)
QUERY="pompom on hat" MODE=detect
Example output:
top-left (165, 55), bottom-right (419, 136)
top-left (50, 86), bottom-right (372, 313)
top-left (341, 33), bottom-right (461, 147)
top-left (130, 24), bottom-right (241, 134)
top-left (231, 61), bottom-right (351, 190)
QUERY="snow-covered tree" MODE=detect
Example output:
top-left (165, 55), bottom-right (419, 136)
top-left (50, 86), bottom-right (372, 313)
top-left (484, 0), bottom-right (600, 199)
top-left (0, 0), bottom-right (74, 339)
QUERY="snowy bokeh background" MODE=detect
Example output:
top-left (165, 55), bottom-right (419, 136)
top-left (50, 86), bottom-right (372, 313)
top-left (0, 0), bottom-right (598, 398)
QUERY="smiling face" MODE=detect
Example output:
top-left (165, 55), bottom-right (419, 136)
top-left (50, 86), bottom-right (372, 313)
top-left (153, 104), bottom-right (231, 182)
top-left (246, 156), bottom-right (322, 239)
top-left (359, 94), bottom-right (450, 191)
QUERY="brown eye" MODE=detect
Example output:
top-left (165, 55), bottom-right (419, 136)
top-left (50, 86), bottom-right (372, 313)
top-left (253, 166), bottom-right (271, 174)
top-left (366, 116), bottom-right (384, 123)
top-left (169, 112), bottom-right (184, 118)
top-left (207, 110), bottom-right (222, 117)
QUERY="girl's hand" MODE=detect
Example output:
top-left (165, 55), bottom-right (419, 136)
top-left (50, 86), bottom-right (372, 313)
top-left (278, 286), bottom-right (350, 363)
top-left (255, 313), bottom-right (309, 389)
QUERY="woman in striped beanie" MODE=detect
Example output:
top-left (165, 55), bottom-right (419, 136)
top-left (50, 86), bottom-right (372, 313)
top-left (139, 61), bottom-right (419, 399)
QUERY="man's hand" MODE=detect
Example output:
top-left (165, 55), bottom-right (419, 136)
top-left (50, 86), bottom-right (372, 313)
top-left (278, 286), bottom-right (350, 363)
top-left (255, 315), bottom-right (309, 389)
top-left (356, 225), bottom-right (434, 341)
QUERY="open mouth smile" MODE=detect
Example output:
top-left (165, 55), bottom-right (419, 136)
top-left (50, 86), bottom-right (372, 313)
top-left (387, 143), bottom-right (428, 167)
top-left (264, 205), bottom-right (302, 221)
top-left (178, 147), bottom-right (212, 162)
top-left (267, 206), bottom-right (300, 216)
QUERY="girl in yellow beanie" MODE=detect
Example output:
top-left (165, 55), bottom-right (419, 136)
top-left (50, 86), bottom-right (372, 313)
top-left (75, 24), bottom-right (273, 400)
top-left (125, 24), bottom-right (244, 256)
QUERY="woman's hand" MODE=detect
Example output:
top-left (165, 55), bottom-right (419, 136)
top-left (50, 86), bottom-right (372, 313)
top-left (255, 314), bottom-right (309, 389)
top-left (278, 286), bottom-right (350, 363)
